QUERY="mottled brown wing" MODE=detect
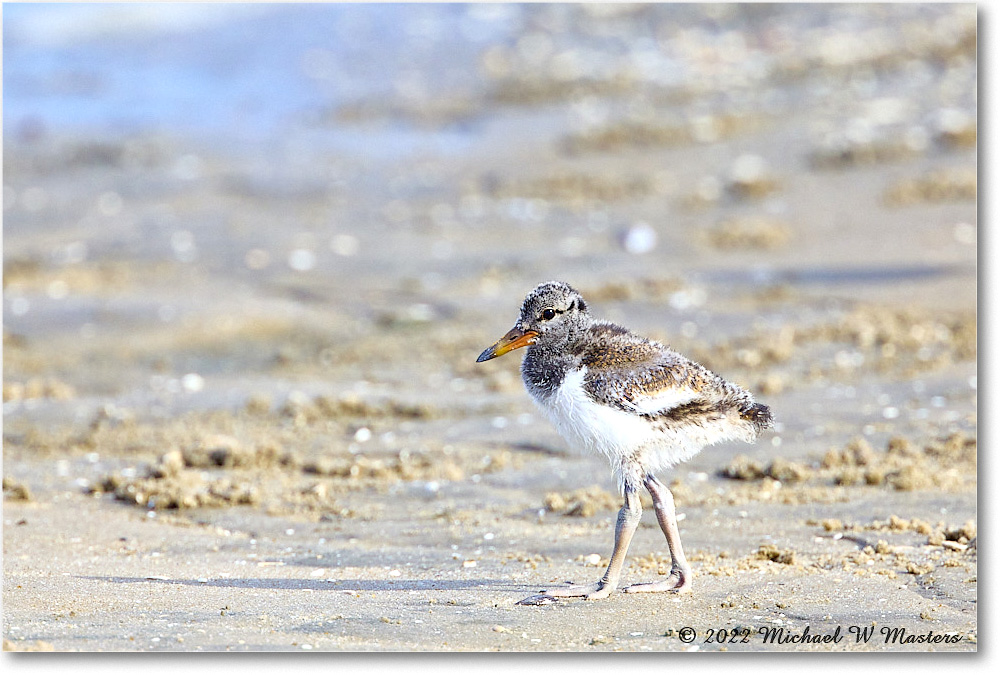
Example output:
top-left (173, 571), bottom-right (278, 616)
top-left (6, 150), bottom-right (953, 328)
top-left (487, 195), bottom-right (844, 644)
top-left (577, 322), bottom-right (730, 415)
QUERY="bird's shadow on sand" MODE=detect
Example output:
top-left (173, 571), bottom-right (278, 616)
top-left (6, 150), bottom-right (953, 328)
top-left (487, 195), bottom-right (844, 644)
top-left (79, 575), bottom-right (527, 593)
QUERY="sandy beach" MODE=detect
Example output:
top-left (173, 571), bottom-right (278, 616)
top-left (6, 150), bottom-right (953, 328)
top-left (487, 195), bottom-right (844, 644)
top-left (3, 3), bottom-right (977, 652)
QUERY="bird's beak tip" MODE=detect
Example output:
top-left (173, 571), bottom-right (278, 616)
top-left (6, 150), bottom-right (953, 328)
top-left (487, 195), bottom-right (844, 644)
top-left (476, 326), bottom-right (538, 363)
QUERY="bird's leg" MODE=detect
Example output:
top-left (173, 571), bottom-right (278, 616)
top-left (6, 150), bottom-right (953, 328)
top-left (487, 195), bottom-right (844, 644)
top-left (623, 474), bottom-right (692, 594)
top-left (518, 487), bottom-right (641, 603)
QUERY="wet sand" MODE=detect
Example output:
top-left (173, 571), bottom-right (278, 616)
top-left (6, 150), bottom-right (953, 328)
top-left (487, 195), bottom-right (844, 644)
top-left (3, 4), bottom-right (977, 652)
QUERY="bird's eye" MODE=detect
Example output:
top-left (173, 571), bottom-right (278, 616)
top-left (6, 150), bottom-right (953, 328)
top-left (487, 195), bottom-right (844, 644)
top-left (541, 308), bottom-right (556, 321)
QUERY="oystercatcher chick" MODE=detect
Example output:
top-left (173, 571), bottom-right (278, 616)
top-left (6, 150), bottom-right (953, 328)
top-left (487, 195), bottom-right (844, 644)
top-left (477, 281), bottom-right (772, 603)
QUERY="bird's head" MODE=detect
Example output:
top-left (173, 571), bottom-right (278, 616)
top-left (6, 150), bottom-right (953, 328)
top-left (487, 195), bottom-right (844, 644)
top-left (476, 281), bottom-right (591, 362)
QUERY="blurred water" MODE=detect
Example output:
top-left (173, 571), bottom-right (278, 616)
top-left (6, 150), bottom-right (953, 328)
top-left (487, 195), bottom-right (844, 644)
top-left (3, 3), bottom-right (519, 147)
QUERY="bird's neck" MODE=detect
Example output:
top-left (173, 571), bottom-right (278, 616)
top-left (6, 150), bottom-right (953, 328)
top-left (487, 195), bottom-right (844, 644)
top-left (520, 341), bottom-right (580, 400)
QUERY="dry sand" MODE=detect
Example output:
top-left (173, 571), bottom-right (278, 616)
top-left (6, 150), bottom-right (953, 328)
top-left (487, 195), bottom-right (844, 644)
top-left (3, 4), bottom-right (977, 652)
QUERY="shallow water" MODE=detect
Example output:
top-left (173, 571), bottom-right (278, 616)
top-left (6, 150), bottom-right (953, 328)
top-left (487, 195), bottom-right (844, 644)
top-left (3, 4), bottom-right (506, 141)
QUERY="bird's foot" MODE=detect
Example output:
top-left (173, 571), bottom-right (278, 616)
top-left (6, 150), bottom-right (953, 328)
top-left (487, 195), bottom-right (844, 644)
top-left (623, 568), bottom-right (692, 594)
top-left (516, 581), bottom-right (615, 605)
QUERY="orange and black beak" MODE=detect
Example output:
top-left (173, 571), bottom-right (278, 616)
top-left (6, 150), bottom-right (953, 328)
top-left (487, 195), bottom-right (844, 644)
top-left (476, 326), bottom-right (539, 362)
